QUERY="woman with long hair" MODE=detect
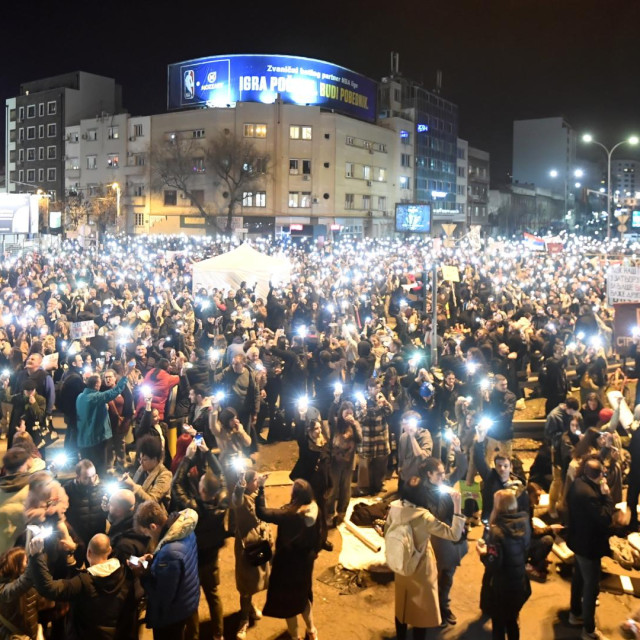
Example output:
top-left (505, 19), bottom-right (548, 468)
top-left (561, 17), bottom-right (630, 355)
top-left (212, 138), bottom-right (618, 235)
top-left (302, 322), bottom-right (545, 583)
top-left (255, 477), bottom-right (321, 640)
top-left (478, 489), bottom-right (531, 640)
top-left (0, 547), bottom-right (39, 639)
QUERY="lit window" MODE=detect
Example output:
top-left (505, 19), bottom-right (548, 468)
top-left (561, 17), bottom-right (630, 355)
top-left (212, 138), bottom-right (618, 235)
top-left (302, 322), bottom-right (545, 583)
top-left (135, 213), bottom-right (145, 226)
top-left (86, 155), bottom-right (97, 169)
top-left (300, 192), bottom-right (311, 207)
top-left (377, 168), bottom-right (386, 182)
top-left (87, 129), bottom-right (98, 141)
top-left (244, 123), bottom-right (267, 138)
top-left (345, 162), bottom-right (353, 178)
top-left (290, 126), bottom-right (300, 139)
top-left (192, 158), bottom-right (205, 173)
top-left (363, 166), bottom-right (371, 180)
top-left (288, 192), bottom-right (300, 208)
top-left (107, 126), bottom-right (119, 140)
top-left (242, 192), bottom-right (254, 207)
top-left (302, 126), bottom-right (312, 140)
top-left (362, 195), bottom-right (371, 210)
top-left (107, 154), bottom-right (119, 168)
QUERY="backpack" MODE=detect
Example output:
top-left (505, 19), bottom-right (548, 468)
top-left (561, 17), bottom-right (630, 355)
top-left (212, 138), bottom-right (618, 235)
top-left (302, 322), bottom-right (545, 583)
top-left (384, 500), bottom-right (426, 576)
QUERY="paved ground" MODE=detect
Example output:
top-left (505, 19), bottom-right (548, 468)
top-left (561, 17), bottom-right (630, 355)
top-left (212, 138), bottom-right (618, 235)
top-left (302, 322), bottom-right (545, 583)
top-left (24, 418), bottom-right (640, 639)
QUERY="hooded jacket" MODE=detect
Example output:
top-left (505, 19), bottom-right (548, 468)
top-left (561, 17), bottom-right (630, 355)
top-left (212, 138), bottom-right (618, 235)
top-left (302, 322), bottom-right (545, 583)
top-left (0, 472), bottom-right (31, 554)
top-left (142, 508), bottom-right (200, 629)
top-left (29, 554), bottom-right (137, 640)
top-left (76, 376), bottom-right (128, 448)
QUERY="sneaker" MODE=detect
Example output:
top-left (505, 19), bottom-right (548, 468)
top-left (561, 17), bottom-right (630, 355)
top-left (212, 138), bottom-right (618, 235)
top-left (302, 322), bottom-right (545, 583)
top-left (237, 621), bottom-right (249, 640)
top-left (526, 564), bottom-right (547, 583)
top-left (442, 610), bottom-right (457, 625)
top-left (250, 607), bottom-right (262, 621)
top-left (321, 539), bottom-right (334, 552)
top-left (568, 612), bottom-right (584, 626)
top-left (581, 629), bottom-right (609, 640)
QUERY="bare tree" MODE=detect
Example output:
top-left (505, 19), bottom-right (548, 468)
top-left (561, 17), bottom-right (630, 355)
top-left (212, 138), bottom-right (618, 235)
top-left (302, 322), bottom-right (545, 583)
top-left (150, 136), bottom-right (218, 229)
top-left (206, 130), bottom-right (269, 232)
top-left (64, 187), bottom-right (115, 239)
top-left (65, 192), bottom-right (90, 230)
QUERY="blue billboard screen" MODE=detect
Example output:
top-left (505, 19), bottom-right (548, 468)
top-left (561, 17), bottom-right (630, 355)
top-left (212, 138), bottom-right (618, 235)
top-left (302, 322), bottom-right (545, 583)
top-left (168, 54), bottom-right (377, 122)
top-left (395, 204), bottom-right (432, 234)
top-left (632, 210), bottom-right (640, 229)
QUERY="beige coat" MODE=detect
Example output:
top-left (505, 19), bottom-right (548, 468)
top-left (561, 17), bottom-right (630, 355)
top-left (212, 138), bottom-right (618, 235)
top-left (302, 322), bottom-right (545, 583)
top-left (387, 499), bottom-right (464, 628)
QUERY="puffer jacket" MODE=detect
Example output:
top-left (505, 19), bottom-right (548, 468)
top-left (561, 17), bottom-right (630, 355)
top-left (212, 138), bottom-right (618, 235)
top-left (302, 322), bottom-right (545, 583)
top-left (0, 472), bottom-right (31, 554)
top-left (142, 508), bottom-right (200, 629)
top-left (135, 369), bottom-right (180, 420)
top-left (0, 573), bottom-right (39, 640)
top-left (64, 479), bottom-right (107, 546)
top-left (29, 554), bottom-right (137, 640)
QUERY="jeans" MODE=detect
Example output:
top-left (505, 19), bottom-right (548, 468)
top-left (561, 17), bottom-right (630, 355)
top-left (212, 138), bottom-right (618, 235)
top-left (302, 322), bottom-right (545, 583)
top-left (327, 459), bottom-right (353, 522)
top-left (570, 554), bottom-right (601, 634)
top-left (438, 566), bottom-right (456, 614)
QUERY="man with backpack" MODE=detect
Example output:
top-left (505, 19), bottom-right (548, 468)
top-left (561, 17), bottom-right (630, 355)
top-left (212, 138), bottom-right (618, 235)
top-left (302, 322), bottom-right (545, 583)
top-left (545, 396), bottom-right (581, 519)
top-left (172, 438), bottom-right (228, 640)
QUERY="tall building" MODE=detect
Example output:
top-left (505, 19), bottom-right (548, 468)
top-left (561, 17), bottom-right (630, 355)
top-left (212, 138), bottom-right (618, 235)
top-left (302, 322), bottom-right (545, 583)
top-left (378, 57), bottom-right (460, 232)
top-left (456, 139), bottom-right (468, 226)
top-left (512, 117), bottom-right (577, 197)
top-left (467, 146), bottom-right (490, 225)
top-left (5, 71), bottom-right (122, 202)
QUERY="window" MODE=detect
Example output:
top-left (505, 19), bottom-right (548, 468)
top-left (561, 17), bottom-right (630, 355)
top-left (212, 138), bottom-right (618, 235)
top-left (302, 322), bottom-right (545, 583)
top-left (288, 192), bottom-right (300, 208)
top-left (107, 154), bottom-right (119, 168)
top-left (107, 126), bottom-right (119, 140)
top-left (47, 146), bottom-right (56, 160)
top-left (18, 107), bottom-right (24, 121)
top-left (47, 123), bottom-right (56, 137)
top-left (376, 168), bottom-right (386, 182)
top-left (38, 168), bottom-right (44, 182)
top-left (253, 157), bottom-right (267, 174)
top-left (300, 192), bottom-right (311, 207)
top-left (18, 149), bottom-right (24, 162)
top-left (345, 162), bottom-right (353, 178)
top-left (244, 123), bottom-right (267, 138)
top-left (394, 88), bottom-right (401, 102)
top-left (192, 157), bottom-right (205, 173)
top-left (47, 101), bottom-right (56, 115)
top-left (87, 129), bottom-right (98, 141)
top-left (18, 170), bottom-right (24, 182)
top-left (135, 213), bottom-right (145, 227)
top-left (242, 191), bottom-right (266, 207)
top-left (363, 165), bottom-right (371, 180)
top-left (190, 190), bottom-right (205, 207)
top-left (69, 132), bottom-right (79, 143)
top-left (400, 130), bottom-right (410, 144)
top-left (345, 194), bottom-right (354, 209)
top-left (27, 169), bottom-right (35, 182)
top-left (38, 125), bottom-right (44, 138)
top-left (38, 147), bottom-right (44, 161)
top-left (38, 103), bottom-right (44, 117)
top-left (290, 126), bottom-right (312, 140)
top-left (302, 160), bottom-right (311, 175)
top-left (26, 127), bottom-right (35, 140)
top-left (18, 128), bottom-right (24, 142)
top-left (133, 184), bottom-right (145, 197)
top-left (26, 105), bottom-right (35, 119)
top-left (400, 176), bottom-right (410, 189)
top-left (289, 159), bottom-right (299, 175)
top-left (346, 136), bottom-right (354, 145)
top-left (457, 166), bottom-right (465, 177)
top-left (362, 195), bottom-right (371, 210)
top-left (86, 155), bottom-right (97, 169)
top-left (401, 153), bottom-right (411, 167)
top-left (164, 190), bottom-right (177, 206)
top-left (66, 157), bottom-right (79, 171)
top-left (133, 124), bottom-right (143, 137)
top-left (134, 154), bottom-right (146, 167)
top-left (192, 129), bottom-right (205, 138)
top-left (27, 148), bottom-right (35, 161)
top-left (378, 196), bottom-right (387, 210)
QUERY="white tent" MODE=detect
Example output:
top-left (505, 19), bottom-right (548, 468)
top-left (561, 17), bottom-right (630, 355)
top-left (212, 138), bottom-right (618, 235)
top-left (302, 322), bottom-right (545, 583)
top-left (192, 243), bottom-right (291, 299)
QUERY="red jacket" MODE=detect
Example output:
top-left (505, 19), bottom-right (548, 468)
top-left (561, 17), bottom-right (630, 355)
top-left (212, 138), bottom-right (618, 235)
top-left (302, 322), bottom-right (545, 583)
top-left (135, 368), bottom-right (180, 420)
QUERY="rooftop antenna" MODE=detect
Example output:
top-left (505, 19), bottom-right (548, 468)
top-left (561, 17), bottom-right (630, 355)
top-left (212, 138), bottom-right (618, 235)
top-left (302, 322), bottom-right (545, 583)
top-left (390, 52), bottom-right (400, 75)
top-left (435, 70), bottom-right (442, 95)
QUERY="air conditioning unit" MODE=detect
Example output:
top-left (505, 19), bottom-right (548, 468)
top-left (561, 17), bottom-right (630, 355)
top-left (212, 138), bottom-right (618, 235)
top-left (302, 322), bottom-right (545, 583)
top-left (302, 175), bottom-right (310, 181)
top-left (313, 198), bottom-right (319, 204)
top-left (366, 180), bottom-right (372, 187)
top-left (129, 136), bottom-right (136, 141)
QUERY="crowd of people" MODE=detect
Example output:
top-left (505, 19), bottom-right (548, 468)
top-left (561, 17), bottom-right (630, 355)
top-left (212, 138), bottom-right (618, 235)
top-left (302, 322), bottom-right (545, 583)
top-left (0, 232), bottom-right (635, 640)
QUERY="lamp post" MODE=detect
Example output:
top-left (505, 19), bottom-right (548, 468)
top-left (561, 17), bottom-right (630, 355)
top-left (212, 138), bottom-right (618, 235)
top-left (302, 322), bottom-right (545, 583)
top-left (109, 182), bottom-right (121, 233)
top-left (582, 134), bottom-right (639, 239)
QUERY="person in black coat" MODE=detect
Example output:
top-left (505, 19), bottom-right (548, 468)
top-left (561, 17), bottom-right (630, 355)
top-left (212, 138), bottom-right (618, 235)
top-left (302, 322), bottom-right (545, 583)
top-left (57, 360), bottom-right (85, 456)
top-left (567, 459), bottom-right (614, 639)
top-left (64, 460), bottom-right (106, 548)
top-left (627, 419), bottom-right (640, 531)
top-left (172, 439), bottom-right (228, 640)
top-left (104, 489), bottom-right (149, 562)
top-left (478, 489), bottom-right (531, 640)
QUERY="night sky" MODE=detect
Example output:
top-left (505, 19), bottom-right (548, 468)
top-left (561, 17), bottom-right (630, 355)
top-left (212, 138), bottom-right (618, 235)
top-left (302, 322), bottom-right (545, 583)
top-left (2, 0), bottom-right (639, 183)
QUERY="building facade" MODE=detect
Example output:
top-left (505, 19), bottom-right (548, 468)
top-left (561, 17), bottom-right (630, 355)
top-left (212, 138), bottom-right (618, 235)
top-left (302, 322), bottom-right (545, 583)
top-left (468, 146), bottom-right (490, 225)
top-left (456, 139), bottom-right (468, 227)
top-left (5, 72), bottom-right (122, 203)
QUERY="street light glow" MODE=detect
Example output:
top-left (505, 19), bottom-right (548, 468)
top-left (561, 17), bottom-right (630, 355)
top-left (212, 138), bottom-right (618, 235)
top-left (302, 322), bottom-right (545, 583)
top-left (630, 136), bottom-right (639, 145)
top-left (582, 134), bottom-right (593, 143)
top-left (574, 169), bottom-right (584, 178)
top-left (549, 169), bottom-right (559, 178)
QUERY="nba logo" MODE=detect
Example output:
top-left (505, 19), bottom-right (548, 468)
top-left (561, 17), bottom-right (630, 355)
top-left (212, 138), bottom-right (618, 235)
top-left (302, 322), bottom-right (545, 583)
top-left (184, 70), bottom-right (195, 100)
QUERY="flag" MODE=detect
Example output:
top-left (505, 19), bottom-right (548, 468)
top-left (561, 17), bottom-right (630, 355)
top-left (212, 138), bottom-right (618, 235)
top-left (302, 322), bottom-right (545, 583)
top-left (523, 232), bottom-right (545, 251)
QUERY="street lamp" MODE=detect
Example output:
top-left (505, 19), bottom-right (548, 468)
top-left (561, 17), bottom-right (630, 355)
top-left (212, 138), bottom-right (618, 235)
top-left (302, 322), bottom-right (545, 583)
top-left (582, 133), bottom-right (639, 239)
top-left (109, 182), bottom-right (121, 233)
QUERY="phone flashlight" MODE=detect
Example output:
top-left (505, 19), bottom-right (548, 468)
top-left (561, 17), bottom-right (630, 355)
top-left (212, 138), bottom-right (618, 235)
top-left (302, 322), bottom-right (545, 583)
top-left (232, 458), bottom-right (246, 473)
top-left (334, 382), bottom-right (343, 395)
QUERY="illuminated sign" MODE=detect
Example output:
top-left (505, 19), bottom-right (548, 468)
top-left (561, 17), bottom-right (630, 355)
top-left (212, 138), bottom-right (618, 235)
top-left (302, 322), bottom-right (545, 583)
top-left (431, 191), bottom-right (447, 199)
top-left (0, 194), bottom-right (39, 234)
top-left (395, 204), bottom-right (431, 234)
top-left (632, 210), bottom-right (640, 229)
top-left (168, 54), bottom-right (377, 122)
top-left (290, 224), bottom-right (304, 231)
top-left (330, 224), bottom-right (342, 230)
top-left (417, 124), bottom-right (429, 132)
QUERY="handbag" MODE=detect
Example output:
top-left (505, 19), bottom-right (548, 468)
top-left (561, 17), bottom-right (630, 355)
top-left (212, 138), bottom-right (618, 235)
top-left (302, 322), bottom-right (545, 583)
top-left (242, 537), bottom-right (272, 566)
